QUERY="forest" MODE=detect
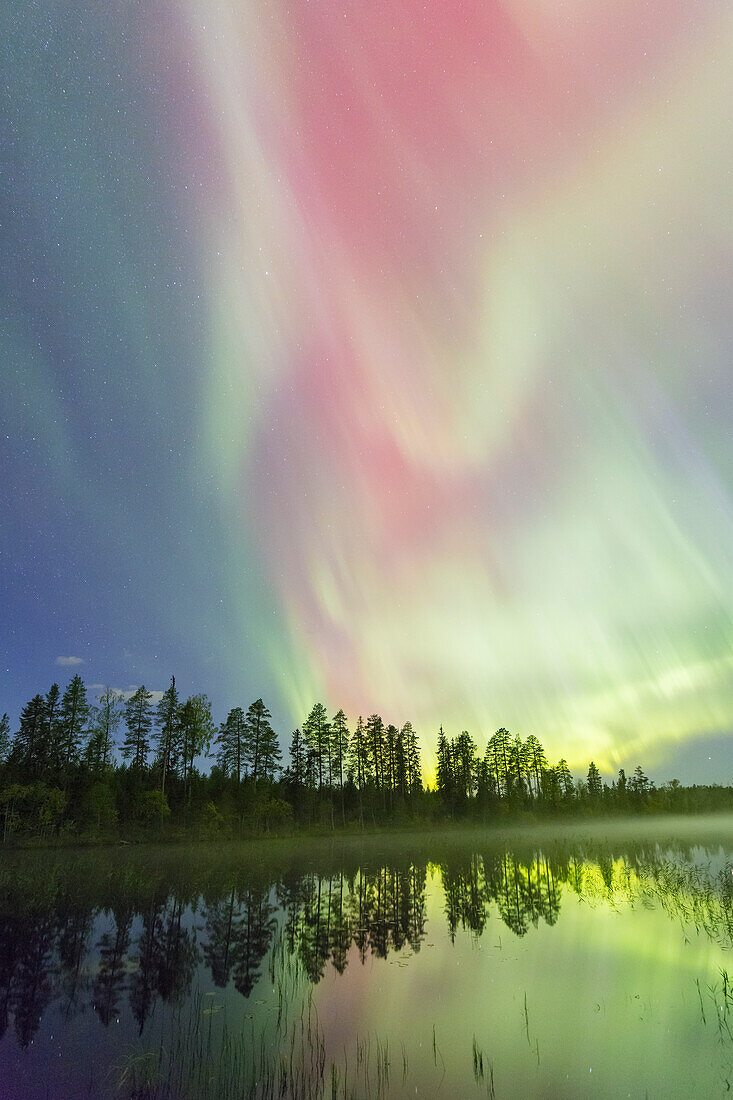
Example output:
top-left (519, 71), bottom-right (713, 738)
top-left (1, 673), bottom-right (731, 843)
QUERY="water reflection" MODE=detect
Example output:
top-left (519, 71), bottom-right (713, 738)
top-left (1, 830), bottom-right (733, 1055)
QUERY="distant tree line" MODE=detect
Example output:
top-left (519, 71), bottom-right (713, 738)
top-left (433, 724), bottom-right (664, 815)
top-left (0, 674), bottom-right (730, 842)
top-left (0, 674), bottom-right (426, 840)
top-left (429, 726), bottom-right (695, 822)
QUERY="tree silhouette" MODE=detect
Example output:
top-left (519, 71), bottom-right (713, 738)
top-left (122, 686), bottom-right (154, 769)
top-left (203, 887), bottom-right (238, 987)
top-left (93, 910), bottom-right (132, 1026)
top-left (58, 675), bottom-right (90, 771)
top-left (243, 699), bottom-right (280, 782)
top-left (10, 914), bottom-right (57, 1047)
top-left (217, 707), bottom-right (247, 782)
top-left (155, 676), bottom-right (181, 795)
top-left (0, 713), bottom-right (10, 766)
top-left (86, 687), bottom-right (123, 773)
top-left (587, 761), bottom-right (603, 799)
top-left (303, 703), bottom-right (330, 789)
top-left (231, 889), bottom-right (277, 997)
top-left (11, 694), bottom-right (48, 777)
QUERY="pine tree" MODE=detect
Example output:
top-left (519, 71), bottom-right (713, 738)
top-left (58, 675), bottom-right (90, 770)
top-left (217, 707), bottom-right (247, 782)
top-left (365, 714), bottom-right (385, 792)
top-left (258, 710), bottom-right (281, 781)
top-left (523, 735), bottom-right (548, 798)
top-left (122, 686), bottom-right (154, 769)
top-left (384, 724), bottom-right (399, 794)
top-left (243, 699), bottom-right (279, 783)
top-left (508, 733), bottom-right (529, 797)
top-left (330, 710), bottom-right (350, 790)
top-left (486, 728), bottom-right (511, 798)
top-left (155, 676), bottom-right (181, 795)
top-left (302, 703), bottom-right (330, 789)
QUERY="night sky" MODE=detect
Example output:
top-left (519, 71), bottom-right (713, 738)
top-left (2, 1), bottom-right (732, 782)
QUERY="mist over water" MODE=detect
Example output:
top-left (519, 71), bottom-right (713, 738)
top-left (3, 819), bottom-right (733, 1097)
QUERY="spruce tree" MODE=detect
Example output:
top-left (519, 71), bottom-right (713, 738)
top-left (554, 758), bottom-right (574, 798)
top-left (241, 699), bottom-right (278, 783)
top-left (508, 733), bottom-right (529, 797)
top-left (435, 726), bottom-right (454, 803)
top-left (217, 707), bottom-right (247, 782)
top-left (12, 694), bottom-right (48, 776)
top-left (586, 761), bottom-right (602, 798)
top-left (384, 724), bottom-right (399, 794)
top-left (156, 676), bottom-right (181, 795)
top-left (452, 730), bottom-right (478, 800)
top-left (400, 722), bottom-right (422, 796)
top-left (348, 716), bottom-right (368, 790)
top-left (44, 683), bottom-right (63, 771)
top-left (247, 699), bottom-right (281, 781)
top-left (0, 713), bottom-right (9, 764)
top-left (122, 686), bottom-right (154, 769)
top-left (287, 728), bottom-right (306, 790)
top-left (59, 675), bottom-right (90, 770)
top-left (302, 703), bottom-right (330, 789)
top-left (630, 765), bottom-right (651, 797)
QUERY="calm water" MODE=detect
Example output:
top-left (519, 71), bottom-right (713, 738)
top-left (3, 818), bottom-right (733, 1098)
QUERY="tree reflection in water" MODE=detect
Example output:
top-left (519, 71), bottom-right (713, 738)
top-left (0, 833), bottom-right (732, 1048)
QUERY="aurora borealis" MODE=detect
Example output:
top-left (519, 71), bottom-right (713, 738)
top-left (2, 1), bottom-right (732, 778)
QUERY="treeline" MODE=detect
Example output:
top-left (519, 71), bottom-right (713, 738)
top-left (433, 725), bottom-right (682, 814)
top-left (0, 674), bottom-right (731, 842)
top-left (0, 674), bottom-right (426, 840)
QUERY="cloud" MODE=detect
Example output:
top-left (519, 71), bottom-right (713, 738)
top-left (88, 684), bottom-right (164, 705)
top-left (56, 656), bottom-right (85, 667)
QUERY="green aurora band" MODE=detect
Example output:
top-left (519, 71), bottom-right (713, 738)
top-left (3, 1), bottom-right (732, 776)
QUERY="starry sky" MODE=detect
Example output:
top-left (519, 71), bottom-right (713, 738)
top-left (2, 1), bottom-right (732, 781)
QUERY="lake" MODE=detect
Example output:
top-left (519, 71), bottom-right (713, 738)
top-left (2, 817), bottom-right (733, 1097)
